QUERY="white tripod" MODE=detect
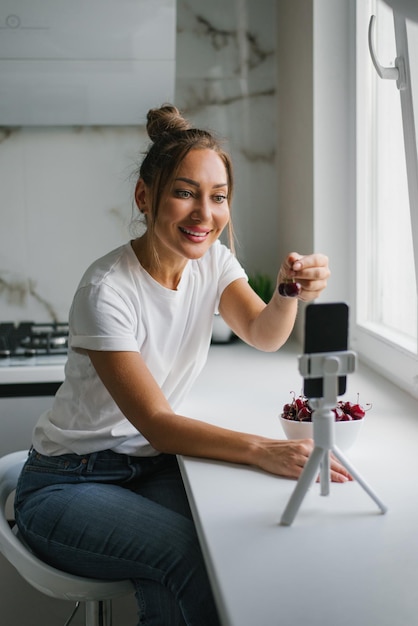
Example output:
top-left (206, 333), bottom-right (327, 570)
top-left (280, 350), bottom-right (388, 526)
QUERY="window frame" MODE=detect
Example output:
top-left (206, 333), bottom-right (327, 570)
top-left (351, 0), bottom-right (418, 398)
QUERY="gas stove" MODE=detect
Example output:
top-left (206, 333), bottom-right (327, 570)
top-left (0, 321), bottom-right (69, 358)
top-left (0, 322), bottom-right (67, 396)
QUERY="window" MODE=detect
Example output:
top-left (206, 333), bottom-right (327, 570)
top-left (353, 0), bottom-right (418, 397)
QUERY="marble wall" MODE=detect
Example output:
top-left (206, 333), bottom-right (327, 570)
top-left (0, 0), bottom-right (278, 324)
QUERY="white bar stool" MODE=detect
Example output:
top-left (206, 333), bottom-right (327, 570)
top-left (0, 450), bottom-right (133, 626)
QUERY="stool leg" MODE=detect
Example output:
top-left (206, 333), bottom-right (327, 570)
top-left (85, 600), bottom-right (113, 626)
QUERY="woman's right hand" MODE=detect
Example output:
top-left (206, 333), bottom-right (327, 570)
top-left (250, 438), bottom-right (352, 483)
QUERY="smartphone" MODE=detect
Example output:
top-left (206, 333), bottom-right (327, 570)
top-left (303, 302), bottom-right (349, 398)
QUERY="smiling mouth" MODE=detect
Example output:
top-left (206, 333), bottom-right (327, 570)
top-left (179, 226), bottom-right (210, 238)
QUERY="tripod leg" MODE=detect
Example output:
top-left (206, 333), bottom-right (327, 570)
top-left (331, 446), bottom-right (388, 514)
top-left (280, 446), bottom-right (325, 526)
top-left (319, 451), bottom-right (330, 496)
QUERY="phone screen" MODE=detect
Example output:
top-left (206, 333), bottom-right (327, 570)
top-left (303, 302), bottom-right (349, 397)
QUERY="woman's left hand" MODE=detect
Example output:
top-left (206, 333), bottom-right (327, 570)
top-left (278, 252), bottom-right (330, 302)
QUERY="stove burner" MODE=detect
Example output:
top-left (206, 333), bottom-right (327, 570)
top-left (0, 322), bottom-right (69, 358)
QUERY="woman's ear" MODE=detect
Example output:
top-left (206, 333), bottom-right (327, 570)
top-left (135, 179), bottom-right (149, 214)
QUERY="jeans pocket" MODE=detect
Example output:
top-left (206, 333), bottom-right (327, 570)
top-left (15, 450), bottom-right (96, 509)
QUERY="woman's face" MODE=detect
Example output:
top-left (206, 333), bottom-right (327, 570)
top-left (145, 148), bottom-right (230, 264)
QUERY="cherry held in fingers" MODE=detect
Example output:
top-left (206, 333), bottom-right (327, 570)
top-left (278, 280), bottom-right (301, 298)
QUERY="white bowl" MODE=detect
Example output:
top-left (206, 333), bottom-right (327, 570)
top-left (279, 415), bottom-right (363, 451)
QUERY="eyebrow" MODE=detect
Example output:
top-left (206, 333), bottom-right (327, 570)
top-left (175, 177), bottom-right (227, 189)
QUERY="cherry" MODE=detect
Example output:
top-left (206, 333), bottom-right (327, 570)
top-left (341, 395), bottom-right (368, 420)
top-left (278, 281), bottom-right (301, 298)
top-left (298, 406), bottom-right (312, 421)
top-left (294, 397), bottom-right (305, 411)
top-left (349, 404), bottom-right (365, 420)
top-left (341, 401), bottom-right (352, 413)
top-left (281, 402), bottom-right (297, 418)
top-left (333, 406), bottom-right (348, 421)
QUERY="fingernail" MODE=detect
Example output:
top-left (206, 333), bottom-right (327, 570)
top-left (292, 261), bottom-right (302, 271)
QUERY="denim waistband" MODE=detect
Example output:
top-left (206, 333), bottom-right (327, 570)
top-left (29, 447), bottom-right (165, 471)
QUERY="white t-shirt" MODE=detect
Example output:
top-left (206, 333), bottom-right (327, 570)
top-left (32, 240), bottom-right (247, 457)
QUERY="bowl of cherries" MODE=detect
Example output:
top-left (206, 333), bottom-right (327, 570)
top-left (279, 392), bottom-right (370, 451)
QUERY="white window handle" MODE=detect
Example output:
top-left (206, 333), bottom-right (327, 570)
top-left (368, 15), bottom-right (406, 89)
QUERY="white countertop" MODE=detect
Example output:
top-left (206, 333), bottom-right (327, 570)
top-left (178, 339), bottom-right (418, 626)
top-left (0, 356), bottom-right (66, 385)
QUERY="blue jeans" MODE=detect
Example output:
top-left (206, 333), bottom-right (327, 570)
top-left (14, 448), bottom-right (221, 626)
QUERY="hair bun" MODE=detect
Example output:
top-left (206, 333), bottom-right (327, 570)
top-left (146, 104), bottom-right (192, 143)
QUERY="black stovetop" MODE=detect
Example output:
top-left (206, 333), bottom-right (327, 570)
top-left (0, 321), bottom-right (69, 359)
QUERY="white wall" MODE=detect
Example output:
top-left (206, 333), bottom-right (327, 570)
top-left (277, 0), bottom-right (355, 339)
top-left (0, 0), bottom-right (279, 325)
top-left (276, 0), bottom-right (314, 262)
top-left (313, 0), bottom-right (355, 306)
top-left (0, 126), bottom-right (142, 322)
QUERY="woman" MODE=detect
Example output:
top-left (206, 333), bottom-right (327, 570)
top-left (14, 104), bottom-right (351, 626)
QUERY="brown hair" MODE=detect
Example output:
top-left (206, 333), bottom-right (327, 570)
top-left (136, 104), bottom-right (235, 253)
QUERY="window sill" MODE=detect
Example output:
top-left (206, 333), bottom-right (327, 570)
top-left (351, 323), bottom-right (418, 399)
